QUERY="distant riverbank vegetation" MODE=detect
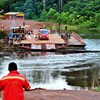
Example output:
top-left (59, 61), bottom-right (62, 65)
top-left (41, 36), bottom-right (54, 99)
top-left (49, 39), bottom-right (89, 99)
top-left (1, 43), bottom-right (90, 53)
top-left (0, 0), bottom-right (100, 30)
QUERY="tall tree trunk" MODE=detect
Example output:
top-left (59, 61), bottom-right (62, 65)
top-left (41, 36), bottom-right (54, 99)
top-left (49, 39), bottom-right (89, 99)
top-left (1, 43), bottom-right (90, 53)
top-left (59, 0), bottom-right (63, 12)
top-left (42, 0), bottom-right (46, 10)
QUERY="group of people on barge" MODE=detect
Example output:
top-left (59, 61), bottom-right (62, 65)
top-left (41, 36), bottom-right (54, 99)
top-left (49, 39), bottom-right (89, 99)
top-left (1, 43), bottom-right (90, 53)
top-left (8, 26), bottom-right (33, 46)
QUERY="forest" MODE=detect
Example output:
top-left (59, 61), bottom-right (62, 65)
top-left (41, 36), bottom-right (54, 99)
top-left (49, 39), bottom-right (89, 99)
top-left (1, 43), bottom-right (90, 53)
top-left (0, 0), bottom-right (100, 29)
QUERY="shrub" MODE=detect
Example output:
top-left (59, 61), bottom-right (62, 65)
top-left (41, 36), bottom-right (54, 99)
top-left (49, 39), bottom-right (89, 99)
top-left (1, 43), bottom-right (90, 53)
top-left (0, 31), bottom-right (7, 39)
top-left (80, 21), bottom-right (96, 28)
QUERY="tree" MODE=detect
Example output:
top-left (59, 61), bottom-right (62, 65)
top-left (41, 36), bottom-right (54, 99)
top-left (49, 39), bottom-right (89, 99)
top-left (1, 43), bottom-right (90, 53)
top-left (23, 0), bottom-right (34, 19)
top-left (40, 10), bottom-right (48, 21)
top-left (95, 13), bottom-right (100, 26)
top-left (47, 8), bottom-right (57, 21)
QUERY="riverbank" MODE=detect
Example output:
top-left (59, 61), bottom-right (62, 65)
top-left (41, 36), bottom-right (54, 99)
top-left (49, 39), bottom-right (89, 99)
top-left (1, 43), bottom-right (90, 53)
top-left (24, 89), bottom-right (100, 100)
top-left (0, 20), bottom-right (100, 39)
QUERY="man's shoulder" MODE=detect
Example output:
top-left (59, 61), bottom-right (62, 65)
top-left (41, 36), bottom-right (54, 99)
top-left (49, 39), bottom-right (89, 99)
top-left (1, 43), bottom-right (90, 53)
top-left (1, 74), bottom-right (26, 81)
top-left (0, 75), bottom-right (8, 80)
top-left (19, 74), bottom-right (26, 79)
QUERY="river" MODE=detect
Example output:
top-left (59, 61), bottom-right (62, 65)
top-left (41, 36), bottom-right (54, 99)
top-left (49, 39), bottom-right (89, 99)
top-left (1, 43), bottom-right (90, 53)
top-left (0, 39), bottom-right (100, 90)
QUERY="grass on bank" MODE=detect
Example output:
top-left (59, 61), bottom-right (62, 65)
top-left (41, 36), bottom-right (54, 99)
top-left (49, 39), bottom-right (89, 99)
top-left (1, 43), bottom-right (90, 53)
top-left (94, 87), bottom-right (100, 92)
top-left (45, 24), bottom-right (100, 39)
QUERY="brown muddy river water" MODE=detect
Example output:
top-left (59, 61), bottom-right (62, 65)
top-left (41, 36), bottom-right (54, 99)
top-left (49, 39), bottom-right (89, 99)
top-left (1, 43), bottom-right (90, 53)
top-left (0, 39), bottom-right (100, 90)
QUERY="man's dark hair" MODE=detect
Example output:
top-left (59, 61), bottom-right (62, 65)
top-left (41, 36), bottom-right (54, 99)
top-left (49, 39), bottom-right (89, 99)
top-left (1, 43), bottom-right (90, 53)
top-left (8, 62), bottom-right (18, 71)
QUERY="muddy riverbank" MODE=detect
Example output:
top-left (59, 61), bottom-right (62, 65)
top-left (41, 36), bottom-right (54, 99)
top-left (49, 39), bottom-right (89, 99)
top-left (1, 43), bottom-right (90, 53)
top-left (24, 89), bottom-right (100, 100)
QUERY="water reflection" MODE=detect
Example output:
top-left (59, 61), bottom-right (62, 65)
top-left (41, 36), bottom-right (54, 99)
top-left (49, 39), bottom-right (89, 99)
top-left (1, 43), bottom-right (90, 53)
top-left (61, 66), bottom-right (100, 90)
top-left (0, 39), bottom-right (100, 90)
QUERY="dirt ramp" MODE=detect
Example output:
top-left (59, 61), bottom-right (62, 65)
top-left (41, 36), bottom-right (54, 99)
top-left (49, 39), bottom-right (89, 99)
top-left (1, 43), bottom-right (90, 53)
top-left (24, 89), bottom-right (100, 100)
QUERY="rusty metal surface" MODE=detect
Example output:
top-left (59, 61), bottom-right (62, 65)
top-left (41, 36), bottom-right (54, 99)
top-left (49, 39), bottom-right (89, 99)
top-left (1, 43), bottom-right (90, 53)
top-left (24, 89), bottom-right (100, 100)
top-left (14, 34), bottom-right (65, 45)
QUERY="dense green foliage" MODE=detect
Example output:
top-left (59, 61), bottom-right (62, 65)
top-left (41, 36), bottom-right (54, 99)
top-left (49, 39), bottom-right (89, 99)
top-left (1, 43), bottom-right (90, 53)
top-left (94, 87), bottom-right (100, 92)
top-left (0, 0), bottom-right (100, 29)
top-left (0, 31), bottom-right (7, 39)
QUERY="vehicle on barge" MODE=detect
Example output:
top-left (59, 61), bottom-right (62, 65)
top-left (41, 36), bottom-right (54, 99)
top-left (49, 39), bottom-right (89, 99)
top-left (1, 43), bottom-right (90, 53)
top-left (1, 26), bottom-right (86, 52)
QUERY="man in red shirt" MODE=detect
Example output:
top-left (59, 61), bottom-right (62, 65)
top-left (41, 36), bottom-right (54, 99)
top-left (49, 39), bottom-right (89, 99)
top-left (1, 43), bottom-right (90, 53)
top-left (0, 62), bottom-right (31, 100)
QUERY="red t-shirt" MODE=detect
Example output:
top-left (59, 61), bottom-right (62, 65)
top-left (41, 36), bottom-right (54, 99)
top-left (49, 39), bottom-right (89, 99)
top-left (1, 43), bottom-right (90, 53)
top-left (0, 71), bottom-right (30, 100)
